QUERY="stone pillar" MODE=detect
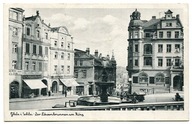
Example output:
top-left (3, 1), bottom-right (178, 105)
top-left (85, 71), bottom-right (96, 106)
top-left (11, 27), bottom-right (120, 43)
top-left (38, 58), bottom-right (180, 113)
top-left (170, 74), bottom-right (174, 92)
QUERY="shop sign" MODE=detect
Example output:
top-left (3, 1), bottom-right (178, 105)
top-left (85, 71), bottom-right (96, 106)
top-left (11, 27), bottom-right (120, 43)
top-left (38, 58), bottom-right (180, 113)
top-left (9, 69), bottom-right (22, 75)
top-left (22, 75), bottom-right (42, 79)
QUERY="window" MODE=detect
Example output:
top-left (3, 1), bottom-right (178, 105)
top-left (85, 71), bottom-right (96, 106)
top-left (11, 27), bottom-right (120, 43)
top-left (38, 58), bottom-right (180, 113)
top-left (139, 73), bottom-right (148, 83)
top-left (175, 44), bottom-right (180, 53)
top-left (54, 52), bottom-right (58, 59)
top-left (26, 43), bottom-right (30, 54)
top-left (39, 62), bottom-right (42, 71)
top-left (12, 27), bottom-right (18, 36)
top-left (134, 59), bottom-right (138, 66)
top-left (158, 58), bottom-right (163, 67)
top-left (32, 62), bottom-right (36, 71)
top-left (166, 44), bottom-right (171, 53)
top-left (159, 32), bottom-right (163, 38)
top-left (27, 27), bottom-right (30, 36)
top-left (12, 44), bottom-right (18, 53)
top-left (144, 57), bottom-right (152, 66)
top-left (39, 46), bottom-right (42, 56)
top-left (145, 33), bottom-right (150, 38)
top-left (12, 61), bottom-right (17, 69)
top-left (54, 65), bottom-right (57, 73)
top-left (74, 70), bottom-right (78, 78)
top-left (67, 66), bottom-right (70, 74)
top-left (80, 60), bottom-right (83, 66)
top-left (133, 77), bottom-right (138, 83)
top-left (61, 66), bottom-right (64, 73)
top-left (68, 43), bottom-right (70, 49)
top-left (149, 77), bottom-right (154, 84)
top-left (144, 44), bottom-right (152, 54)
top-left (134, 31), bottom-right (139, 38)
top-left (155, 74), bottom-right (164, 83)
top-left (37, 30), bottom-right (40, 38)
top-left (166, 23), bottom-right (172, 27)
top-left (135, 44), bottom-right (138, 52)
top-left (166, 59), bottom-right (172, 66)
top-left (61, 52), bottom-right (64, 59)
top-left (33, 45), bottom-right (37, 55)
top-left (25, 62), bottom-right (29, 70)
top-left (54, 41), bottom-right (57, 46)
top-left (175, 59), bottom-right (180, 66)
top-left (167, 31), bottom-right (171, 38)
top-left (165, 77), bottom-right (170, 84)
top-left (175, 31), bottom-right (179, 38)
top-left (75, 60), bottom-right (77, 66)
top-left (82, 70), bottom-right (87, 78)
top-left (45, 33), bottom-right (48, 39)
top-left (45, 47), bottom-right (48, 56)
top-left (61, 42), bottom-right (64, 47)
top-left (158, 44), bottom-right (163, 53)
top-left (44, 63), bottom-right (47, 71)
top-left (67, 53), bottom-right (70, 60)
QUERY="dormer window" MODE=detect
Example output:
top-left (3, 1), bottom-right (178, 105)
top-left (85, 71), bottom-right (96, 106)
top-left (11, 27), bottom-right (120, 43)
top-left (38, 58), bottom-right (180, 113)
top-left (166, 23), bottom-right (172, 27)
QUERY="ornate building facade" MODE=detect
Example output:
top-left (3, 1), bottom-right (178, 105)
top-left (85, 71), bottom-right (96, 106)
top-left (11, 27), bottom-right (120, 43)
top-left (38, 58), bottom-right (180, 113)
top-left (22, 11), bottom-right (50, 97)
top-left (9, 8), bottom-right (25, 98)
top-left (50, 26), bottom-right (77, 96)
top-left (127, 9), bottom-right (184, 94)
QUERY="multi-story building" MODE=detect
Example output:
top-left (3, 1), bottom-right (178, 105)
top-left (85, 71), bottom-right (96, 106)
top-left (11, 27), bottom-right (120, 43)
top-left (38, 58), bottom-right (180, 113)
top-left (9, 8), bottom-right (24, 98)
top-left (74, 48), bottom-right (116, 95)
top-left (22, 11), bottom-right (50, 97)
top-left (127, 9), bottom-right (184, 94)
top-left (50, 26), bottom-right (77, 96)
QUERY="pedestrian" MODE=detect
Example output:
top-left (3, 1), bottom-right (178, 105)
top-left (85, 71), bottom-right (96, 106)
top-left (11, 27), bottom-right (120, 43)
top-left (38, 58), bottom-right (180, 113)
top-left (64, 91), bottom-right (67, 97)
top-left (175, 93), bottom-right (182, 101)
top-left (120, 92), bottom-right (124, 101)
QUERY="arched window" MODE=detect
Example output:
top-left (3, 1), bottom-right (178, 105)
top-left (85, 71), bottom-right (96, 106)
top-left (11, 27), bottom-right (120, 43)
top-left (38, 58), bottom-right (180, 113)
top-left (139, 72), bottom-right (148, 83)
top-left (155, 73), bottom-right (164, 83)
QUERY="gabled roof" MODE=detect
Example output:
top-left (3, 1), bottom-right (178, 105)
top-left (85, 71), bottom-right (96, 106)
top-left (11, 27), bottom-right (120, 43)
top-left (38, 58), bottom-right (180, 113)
top-left (51, 26), bottom-right (69, 35)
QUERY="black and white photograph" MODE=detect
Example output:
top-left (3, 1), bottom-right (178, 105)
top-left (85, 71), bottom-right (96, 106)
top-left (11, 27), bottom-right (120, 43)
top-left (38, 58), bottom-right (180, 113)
top-left (3, 3), bottom-right (189, 121)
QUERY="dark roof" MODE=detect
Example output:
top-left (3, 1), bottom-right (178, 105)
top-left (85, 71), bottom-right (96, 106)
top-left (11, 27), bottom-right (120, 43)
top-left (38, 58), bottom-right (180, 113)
top-left (142, 18), bottom-right (161, 29)
top-left (165, 9), bottom-right (173, 14)
top-left (25, 15), bottom-right (38, 21)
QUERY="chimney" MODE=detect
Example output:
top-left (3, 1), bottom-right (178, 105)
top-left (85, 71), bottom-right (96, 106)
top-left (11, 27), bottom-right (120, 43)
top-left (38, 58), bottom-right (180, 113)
top-left (176, 14), bottom-right (180, 19)
top-left (95, 50), bottom-right (98, 57)
top-left (86, 48), bottom-right (90, 55)
top-left (36, 10), bottom-right (39, 16)
top-left (152, 16), bottom-right (156, 19)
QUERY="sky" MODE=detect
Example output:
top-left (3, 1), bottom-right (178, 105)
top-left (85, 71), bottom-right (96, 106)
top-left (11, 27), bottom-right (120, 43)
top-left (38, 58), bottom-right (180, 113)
top-left (21, 5), bottom-right (185, 67)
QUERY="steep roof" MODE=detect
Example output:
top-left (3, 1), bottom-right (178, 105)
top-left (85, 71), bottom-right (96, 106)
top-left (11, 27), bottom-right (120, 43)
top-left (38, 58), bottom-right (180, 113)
top-left (25, 15), bottom-right (38, 21)
top-left (142, 18), bottom-right (161, 29)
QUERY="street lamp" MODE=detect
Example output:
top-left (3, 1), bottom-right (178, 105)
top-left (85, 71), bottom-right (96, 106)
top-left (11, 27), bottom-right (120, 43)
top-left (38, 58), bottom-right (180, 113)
top-left (128, 78), bottom-right (132, 94)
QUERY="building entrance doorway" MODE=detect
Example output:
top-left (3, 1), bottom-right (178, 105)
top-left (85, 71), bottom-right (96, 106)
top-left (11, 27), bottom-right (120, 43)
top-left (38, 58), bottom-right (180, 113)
top-left (173, 75), bottom-right (183, 91)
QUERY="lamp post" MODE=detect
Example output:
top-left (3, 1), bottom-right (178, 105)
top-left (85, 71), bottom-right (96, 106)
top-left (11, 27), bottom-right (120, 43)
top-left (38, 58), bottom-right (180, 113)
top-left (128, 78), bottom-right (132, 94)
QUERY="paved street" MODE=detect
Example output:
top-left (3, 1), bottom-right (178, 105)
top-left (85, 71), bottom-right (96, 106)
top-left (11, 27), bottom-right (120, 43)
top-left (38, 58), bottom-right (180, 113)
top-left (9, 95), bottom-right (79, 110)
top-left (9, 92), bottom-right (184, 110)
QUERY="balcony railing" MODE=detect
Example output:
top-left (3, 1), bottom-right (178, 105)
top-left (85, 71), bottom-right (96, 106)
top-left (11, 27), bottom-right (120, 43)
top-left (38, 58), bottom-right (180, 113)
top-left (40, 101), bottom-right (184, 111)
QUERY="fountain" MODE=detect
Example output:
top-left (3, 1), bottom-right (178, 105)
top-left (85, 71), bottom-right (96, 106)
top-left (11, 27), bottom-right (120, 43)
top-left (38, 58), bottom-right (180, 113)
top-left (95, 68), bottom-right (115, 103)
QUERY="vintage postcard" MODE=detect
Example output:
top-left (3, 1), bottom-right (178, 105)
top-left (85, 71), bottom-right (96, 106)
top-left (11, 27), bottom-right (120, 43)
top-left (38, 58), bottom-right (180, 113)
top-left (4, 3), bottom-right (189, 121)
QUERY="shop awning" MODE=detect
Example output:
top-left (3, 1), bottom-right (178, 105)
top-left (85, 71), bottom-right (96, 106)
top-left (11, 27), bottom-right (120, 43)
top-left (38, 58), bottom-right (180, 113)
top-left (60, 79), bottom-right (79, 87)
top-left (23, 79), bottom-right (47, 89)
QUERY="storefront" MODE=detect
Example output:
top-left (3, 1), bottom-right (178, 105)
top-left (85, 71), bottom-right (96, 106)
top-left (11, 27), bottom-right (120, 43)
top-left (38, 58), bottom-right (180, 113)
top-left (22, 79), bottom-right (47, 98)
top-left (60, 78), bottom-right (79, 95)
